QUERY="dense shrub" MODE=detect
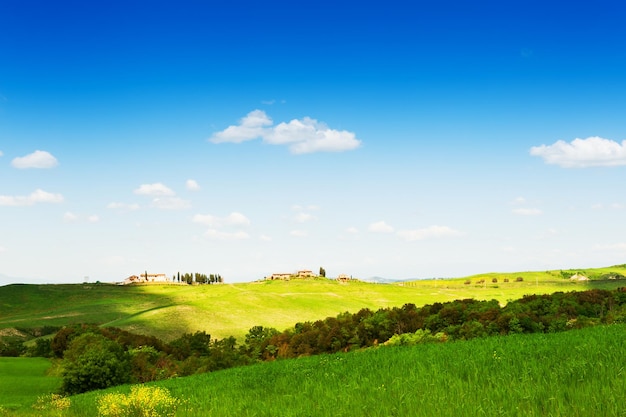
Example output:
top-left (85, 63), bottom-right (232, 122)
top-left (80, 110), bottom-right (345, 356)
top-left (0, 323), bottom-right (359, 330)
top-left (61, 333), bottom-right (132, 395)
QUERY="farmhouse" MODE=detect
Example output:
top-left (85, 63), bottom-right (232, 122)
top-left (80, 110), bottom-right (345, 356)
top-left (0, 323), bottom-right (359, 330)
top-left (123, 273), bottom-right (169, 285)
top-left (337, 274), bottom-right (351, 281)
top-left (266, 269), bottom-right (315, 280)
top-left (268, 273), bottom-right (292, 280)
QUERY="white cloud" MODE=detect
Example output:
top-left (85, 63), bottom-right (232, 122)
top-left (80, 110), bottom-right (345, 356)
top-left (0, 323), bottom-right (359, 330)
top-left (11, 150), bottom-right (58, 169)
top-left (346, 227), bottom-right (359, 234)
top-left (63, 212), bottom-right (79, 222)
top-left (512, 208), bottom-right (542, 216)
top-left (151, 197), bottom-right (191, 210)
top-left (397, 225), bottom-right (463, 241)
top-left (134, 183), bottom-right (175, 196)
top-left (260, 234), bottom-right (272, 242)
top-left (0, 151), bottom-right (3, 157)
top-left (227, 212), bottom-right (251, 226)
top-left (63, 212), bottom-right (101, 223)
top-left (368, 221), bottom-right (394, 233)
top-left (186, 179), bottom-right (200, 191)
top-left (204, 229), bottom-right (250, 240)
top-left (511, 197), bottom-right (526, 205)
top-left (0, 245), bottom-right (6, 253)
top-left (0, 189), bottom-right (64, 206)
top-left (290, 229), bottom-right (308, 237)
top-left (294, 213), bottom-right (315, 223)
top-left (210, 110), bottom-right (272, 144)
top-left (530, 136), bottom-right (626, 168)
top-left (210, 110), bottom-right (361, 154)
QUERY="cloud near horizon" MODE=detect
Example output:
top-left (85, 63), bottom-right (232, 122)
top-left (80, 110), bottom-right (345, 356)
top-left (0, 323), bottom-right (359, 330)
top-left (530, 136), bottom-right (626, 168)
top-left (134, 183), bottom-right (175, 196)
top-left (0, 189), bottom-right (64, 206)
top-left (210, 110), bottom-right (361, 154)
top-left (11, 150), bottom-right (58, 169)
top-left (368, 221), bottom-right (394, 233)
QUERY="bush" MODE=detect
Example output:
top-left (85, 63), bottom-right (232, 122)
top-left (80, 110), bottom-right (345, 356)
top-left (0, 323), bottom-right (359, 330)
top-left (61, 333), bottom-right (131, 395)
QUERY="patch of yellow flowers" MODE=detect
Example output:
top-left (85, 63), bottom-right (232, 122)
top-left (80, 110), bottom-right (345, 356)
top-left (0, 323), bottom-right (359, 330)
top-left (32, 394), bottom-right (71, 415)
top-left (98, 385), bottom-right (180, 417)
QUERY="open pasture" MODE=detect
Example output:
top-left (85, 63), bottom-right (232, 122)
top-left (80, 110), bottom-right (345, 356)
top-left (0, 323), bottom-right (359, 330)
top-left (2, 265), bottom-right (626, 342)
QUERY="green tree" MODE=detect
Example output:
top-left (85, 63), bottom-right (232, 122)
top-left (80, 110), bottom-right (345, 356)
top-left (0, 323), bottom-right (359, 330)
top-left (319, 267), bottom-right (326, 277)
top-left (61, 333), bottom-right (131, 394)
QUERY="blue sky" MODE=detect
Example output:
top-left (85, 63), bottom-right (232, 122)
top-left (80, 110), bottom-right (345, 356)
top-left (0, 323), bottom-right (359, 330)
top-left (2, 1), bottom-right (626, 284)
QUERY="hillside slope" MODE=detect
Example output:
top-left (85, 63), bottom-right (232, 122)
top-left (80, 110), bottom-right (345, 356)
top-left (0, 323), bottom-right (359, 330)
top-left (1, 265), bottom-right (625, 341)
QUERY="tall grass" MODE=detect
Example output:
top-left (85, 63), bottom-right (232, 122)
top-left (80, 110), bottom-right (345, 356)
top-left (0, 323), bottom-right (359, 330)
top-left (62, 324), bottom-right (626, 417)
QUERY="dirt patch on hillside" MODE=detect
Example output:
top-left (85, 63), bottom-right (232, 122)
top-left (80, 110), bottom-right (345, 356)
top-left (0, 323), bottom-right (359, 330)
top-left (0, 328), bottom-right (28, 338)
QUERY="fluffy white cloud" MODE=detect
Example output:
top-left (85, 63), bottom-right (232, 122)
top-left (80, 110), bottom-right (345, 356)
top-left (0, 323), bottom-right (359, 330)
top-left (210, 110), bottom-right (272, 144)
top-left (151, 197), bottom-right (191, 210)
top-left (134, 183), bottom-right (175, 196)
top-left (186, 179), bottom-right (200, 191)
top-left (294, 212), bottom-right (315, 223)
top-left (530, 136), bottom-right (626, 168)
top-left (512, 208), bottom-right (542, 216)
top-left (290, 229), bottom-right (308, 237)
top-left (0, 189), bottom-right (64, 206)
top-left (11, 150), bottom-right (58, 169)
top-left (0, 151), bottom-right (3, 157)
top-left (368, 221), bottom-right (394, 233)
top-left (204, 229), bottom-right (250, 240)
top-left (397, 225), bottom-right (463, 241)
top-left (0, 245), bottom-right (5, 253)
top-left (63, 212), bottom-right (79, 222)
top-left (210, 110), bottom-right (361, 154)
top-left (193, 212), bottom-right (250, 227)
top-left (87, 215), bottom-right (100, 223)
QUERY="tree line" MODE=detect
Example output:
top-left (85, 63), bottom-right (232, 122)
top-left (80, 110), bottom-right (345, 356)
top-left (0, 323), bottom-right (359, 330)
top-left (6, 287), bottom-right (626, 394)
top-left (173, 272), bottom-right (223, 285)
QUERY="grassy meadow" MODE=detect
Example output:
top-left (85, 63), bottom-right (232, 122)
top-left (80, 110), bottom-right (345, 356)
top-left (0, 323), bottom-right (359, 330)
top-left (2, 264), bottom-right (626, 342)
top-left (9, 323), bottom-right (626, 416)
top-left (0, 357), bottom-right (61, 413)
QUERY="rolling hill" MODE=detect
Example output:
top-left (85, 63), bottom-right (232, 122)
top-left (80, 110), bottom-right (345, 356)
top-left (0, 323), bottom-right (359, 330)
top-left (1, 265), bottom-right (625, 342)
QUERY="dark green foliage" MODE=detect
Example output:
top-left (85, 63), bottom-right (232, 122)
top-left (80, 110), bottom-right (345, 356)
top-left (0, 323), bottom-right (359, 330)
top-left (61, 333), bottom-right (132, 395)
top-left (27, 338), bottom-right (53, 358)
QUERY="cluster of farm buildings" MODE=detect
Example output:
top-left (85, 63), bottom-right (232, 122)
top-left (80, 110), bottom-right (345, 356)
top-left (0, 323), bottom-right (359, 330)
top-left (265, 270), bottom-right (352, 281)
top-left (121, 269), bottom-right (354, 285)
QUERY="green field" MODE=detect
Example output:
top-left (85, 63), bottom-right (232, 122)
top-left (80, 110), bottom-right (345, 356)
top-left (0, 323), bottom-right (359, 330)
top-left (2, 265), bottom-right (625, 342)
top-left (0, 357), bottom-right (61, 413)
top-left (7, 324), bottom-right (625, 416)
